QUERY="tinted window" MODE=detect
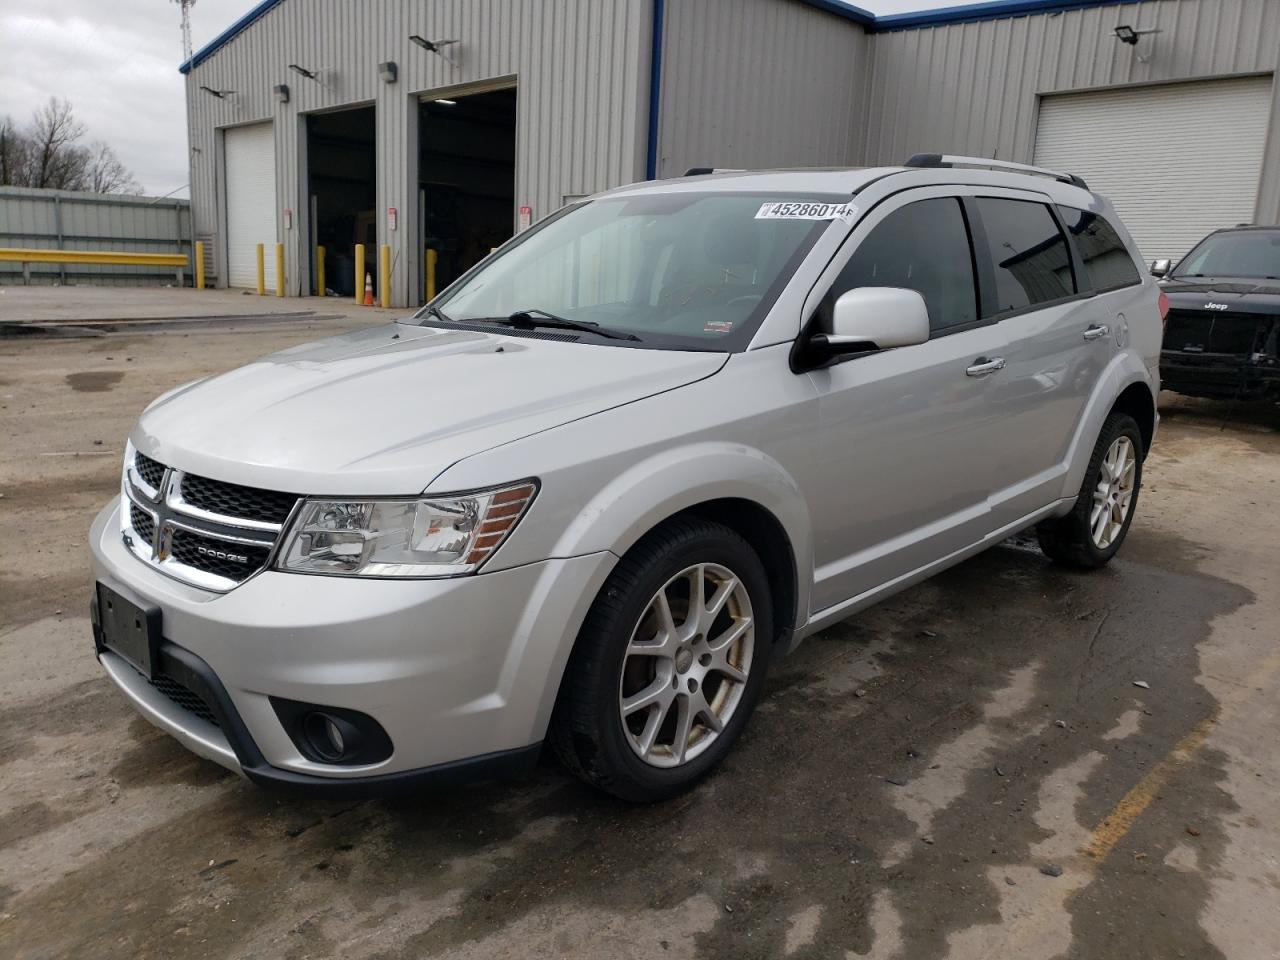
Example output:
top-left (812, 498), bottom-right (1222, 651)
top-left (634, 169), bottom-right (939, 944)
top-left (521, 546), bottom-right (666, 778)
top-left (975, 198), bottom-right (1074, 314)
top-left (1057, 206), bottom-right (1141, 291)
top-left (819, 197), bottom-right (978, 333)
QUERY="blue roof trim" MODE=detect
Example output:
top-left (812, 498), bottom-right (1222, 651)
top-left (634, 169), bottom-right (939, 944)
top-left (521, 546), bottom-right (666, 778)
top-left (179, 0), bottom-right (284, 74)
top-left (179, 0), bottom-right (1142, 74)
top-left (871, 0), bottom-right (1142, 31)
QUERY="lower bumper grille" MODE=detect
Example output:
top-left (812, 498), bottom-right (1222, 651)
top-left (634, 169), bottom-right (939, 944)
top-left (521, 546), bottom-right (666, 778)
top-left (148, 673), bottom-right (220, 728)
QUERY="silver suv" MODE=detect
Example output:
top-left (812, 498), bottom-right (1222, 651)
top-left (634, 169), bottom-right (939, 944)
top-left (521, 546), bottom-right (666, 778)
top-left (90, 156), bottom-right (1164, 801)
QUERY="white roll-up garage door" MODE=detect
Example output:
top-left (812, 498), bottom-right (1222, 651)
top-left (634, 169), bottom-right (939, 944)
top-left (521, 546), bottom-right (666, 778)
top-left (224, 122), bottom-right (277, 289)
top-left (1033, 76), bottom-right (1272, 262)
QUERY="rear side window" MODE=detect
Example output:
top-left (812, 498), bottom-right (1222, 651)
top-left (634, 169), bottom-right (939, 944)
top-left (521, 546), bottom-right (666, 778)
top-left (1057, 206), bottom-right (1142, 291)
top-left (973, 198), bottom-right (1074, 315)
top-left (820, 197), bottom-right (978, 334)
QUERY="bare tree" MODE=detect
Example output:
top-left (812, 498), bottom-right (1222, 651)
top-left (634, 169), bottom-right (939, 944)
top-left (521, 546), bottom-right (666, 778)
top-left (26, 97), bottom-right (87, 189)
top-left (0, 115), bottom-right (25, 186)
top-left (84, 142), bottom-right (141, 195)
top-left (0, 98), bottom-right (141, 194)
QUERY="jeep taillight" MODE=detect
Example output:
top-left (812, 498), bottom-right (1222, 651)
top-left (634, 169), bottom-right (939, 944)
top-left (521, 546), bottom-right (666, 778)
top-left (1158, 291), bottom-right (1170, 326)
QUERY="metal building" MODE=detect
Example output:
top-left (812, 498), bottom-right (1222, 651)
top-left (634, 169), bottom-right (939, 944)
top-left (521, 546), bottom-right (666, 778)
top-left (182, 0), bottom-right (1280, 306)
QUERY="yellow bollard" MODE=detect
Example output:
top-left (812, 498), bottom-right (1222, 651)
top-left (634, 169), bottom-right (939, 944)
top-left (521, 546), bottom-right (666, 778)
top-left (194, 241), bottom-right (205, 290)
top-left (255, 243), bottom-right (265, 295)
top-left (379, 244), bottom-right (391, 308)
top-left (354, 244), bottom-right (365, 305)
top-left (275, 243), bottom-right (285, 297)
top-left (315, 245), bottom-right (326, 297)
top-left (425, 248), bottom-right (437, 301)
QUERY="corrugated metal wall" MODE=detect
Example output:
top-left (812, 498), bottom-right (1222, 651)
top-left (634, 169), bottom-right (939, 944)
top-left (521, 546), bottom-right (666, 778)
top-left (186, 0), bottom-right (651, 306)
top-left (861, 0), bottom-right (1280, 223)
top-left (0, 186), bottom-right (192, 286)
top-left (656, 0), bottom-right (869, 178)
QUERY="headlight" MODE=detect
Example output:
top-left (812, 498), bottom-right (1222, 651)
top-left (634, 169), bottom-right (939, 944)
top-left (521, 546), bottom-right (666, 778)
top-left (275, 480), bottom-right (537, 578)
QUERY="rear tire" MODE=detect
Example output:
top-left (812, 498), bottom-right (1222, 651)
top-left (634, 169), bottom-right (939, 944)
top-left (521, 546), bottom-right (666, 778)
top-left (1037, 411), bottom-right (1143, 569)
top-left (550, 517), bottom-right (772, 802)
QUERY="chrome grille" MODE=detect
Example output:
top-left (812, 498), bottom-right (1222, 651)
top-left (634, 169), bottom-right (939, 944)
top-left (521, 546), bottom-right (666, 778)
top-left (121, 447), bottom-right (299, 592)
top-left (169, 528), bottom-right (273, 580)
top-left (180, 473), bottom-right (299, 525)
top-left (134, 452), bottom-right (165, 490)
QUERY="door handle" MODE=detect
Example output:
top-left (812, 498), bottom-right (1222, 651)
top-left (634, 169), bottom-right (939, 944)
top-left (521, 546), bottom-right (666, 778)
top-left (965, 356), bottom-right (1006, 377)
top-left (1083, 323), bottom-right (1110, 341)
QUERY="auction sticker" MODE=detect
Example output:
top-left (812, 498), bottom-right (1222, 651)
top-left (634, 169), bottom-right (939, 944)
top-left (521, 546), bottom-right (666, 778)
top-left (755, 200), bottom-right (856, 221)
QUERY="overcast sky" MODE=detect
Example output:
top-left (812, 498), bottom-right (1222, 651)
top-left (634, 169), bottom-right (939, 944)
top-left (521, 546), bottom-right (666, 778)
top-left (0, 0), bottom-right (955, 197)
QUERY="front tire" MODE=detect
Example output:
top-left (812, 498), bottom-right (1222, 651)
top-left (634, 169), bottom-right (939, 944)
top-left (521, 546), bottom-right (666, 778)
top-left (1037, 411), bottom-right (1143, 569)
top-left (550, 518), bottom-right (773, 802)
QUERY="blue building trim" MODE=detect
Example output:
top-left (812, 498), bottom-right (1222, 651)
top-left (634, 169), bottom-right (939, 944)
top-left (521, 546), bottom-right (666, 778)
top-left (180, 0), bottom-right (1140, 76)
top-left (645, 0), bottom-right (667, 179)
top-left (179, 0), bottom-right (284, 74)
top-left (871, 0), bottom-right (1144, 31)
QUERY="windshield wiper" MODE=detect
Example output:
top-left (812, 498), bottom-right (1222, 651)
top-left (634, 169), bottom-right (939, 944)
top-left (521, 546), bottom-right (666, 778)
top-left (422, 304), bottom-right (453, 323)
top-left (489, 308), bottom-right (641, 341)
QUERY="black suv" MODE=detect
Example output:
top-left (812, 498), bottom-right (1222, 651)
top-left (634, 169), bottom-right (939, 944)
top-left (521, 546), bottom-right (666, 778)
top-left (1157, 226), bottom-right (1280, 401)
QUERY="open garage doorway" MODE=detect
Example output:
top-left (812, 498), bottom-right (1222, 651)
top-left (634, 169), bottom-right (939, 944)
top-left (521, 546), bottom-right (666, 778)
top-left (418, 87), bottom-right (516, 301)
top-left (307, 105), bottom-right (376, 297)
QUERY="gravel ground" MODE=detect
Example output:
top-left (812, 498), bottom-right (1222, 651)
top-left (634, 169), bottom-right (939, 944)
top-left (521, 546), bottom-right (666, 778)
top-left (1, 299), bottom-right (1278, 960)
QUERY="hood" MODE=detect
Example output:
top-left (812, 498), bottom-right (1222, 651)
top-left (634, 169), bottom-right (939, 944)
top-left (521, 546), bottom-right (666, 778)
top-left (1162, 276), bottom-right (1280, 314)
top-left (134, 322), bottom-right (726, 495)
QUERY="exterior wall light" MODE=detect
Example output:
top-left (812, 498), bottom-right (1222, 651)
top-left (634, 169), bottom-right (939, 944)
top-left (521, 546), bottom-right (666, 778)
top-left (274, 83), bottom-right (290, 103)
top-left (1113, 24), bottom-right (1161, 45)
top-left (379, 61), bottom-right (398, 84)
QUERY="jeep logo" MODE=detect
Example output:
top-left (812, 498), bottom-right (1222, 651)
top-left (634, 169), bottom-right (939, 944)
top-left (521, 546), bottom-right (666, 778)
top-left (196, 544), bottom-right (249, 564)
top-left (1204, 302), bottom-right (1229, 311)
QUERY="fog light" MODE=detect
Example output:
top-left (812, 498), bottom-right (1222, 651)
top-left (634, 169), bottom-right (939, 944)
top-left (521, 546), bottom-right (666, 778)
top-left (271, 697), bottom-right (393, 766)
top-left (303, 711), bottom-right (360, 762)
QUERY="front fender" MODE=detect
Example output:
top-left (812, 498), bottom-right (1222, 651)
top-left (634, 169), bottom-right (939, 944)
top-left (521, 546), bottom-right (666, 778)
top-left (1059, 349), bottom-right (1156, 502)
top-left (549, 442), bottom-right (813, 626)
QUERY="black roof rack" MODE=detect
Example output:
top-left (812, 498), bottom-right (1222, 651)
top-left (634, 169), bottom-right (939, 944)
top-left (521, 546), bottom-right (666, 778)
top-left (903, 153), bottom-right (1089, 190)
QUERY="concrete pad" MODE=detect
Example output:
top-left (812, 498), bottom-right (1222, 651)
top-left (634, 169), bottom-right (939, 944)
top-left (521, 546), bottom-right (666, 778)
top-left (2, 313), bottom-right (1279, 960)
top-left (0, 284), bottom-right (408, 325)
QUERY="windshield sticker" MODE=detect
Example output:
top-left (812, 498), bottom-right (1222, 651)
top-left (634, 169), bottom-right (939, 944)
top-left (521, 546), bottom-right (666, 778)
top-left (755, 201), bottom-right (856, 222)
top-left (704, 320), bottom-right (734, 334)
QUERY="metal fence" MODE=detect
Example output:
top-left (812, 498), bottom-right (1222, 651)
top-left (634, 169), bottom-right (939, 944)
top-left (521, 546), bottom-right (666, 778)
top-left (0, 186), bottom-right (193, 286)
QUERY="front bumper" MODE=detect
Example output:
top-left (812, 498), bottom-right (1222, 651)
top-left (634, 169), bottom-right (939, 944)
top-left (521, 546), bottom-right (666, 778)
top-left (89, 497), bottom-right (615, 791)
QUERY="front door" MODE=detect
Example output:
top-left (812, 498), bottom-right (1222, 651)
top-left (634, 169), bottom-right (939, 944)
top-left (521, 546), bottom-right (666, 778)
top-left (799, 192), bottom-right (1011, 612)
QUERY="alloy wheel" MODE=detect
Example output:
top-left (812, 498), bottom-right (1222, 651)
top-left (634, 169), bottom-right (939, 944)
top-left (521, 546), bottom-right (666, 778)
top-left (1091, 435), bottom-right (1136, 549)
top-left (618, 563), bottom-right (755, 768)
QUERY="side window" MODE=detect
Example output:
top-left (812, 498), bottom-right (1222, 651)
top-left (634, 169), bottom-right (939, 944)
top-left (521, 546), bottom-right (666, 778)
top-left (973, 198), bottom-right (1075, 315)
top-left (1056, 206), bottom-right (1142, 292)
top-left (819, 197), bottom-right (978, 334)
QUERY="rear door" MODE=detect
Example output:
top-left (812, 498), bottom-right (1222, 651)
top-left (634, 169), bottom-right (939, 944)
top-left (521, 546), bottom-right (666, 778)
top-left (965, 194), bottom-right (1117, 523)
top-left (800, 189), bottom-right (1011, 612)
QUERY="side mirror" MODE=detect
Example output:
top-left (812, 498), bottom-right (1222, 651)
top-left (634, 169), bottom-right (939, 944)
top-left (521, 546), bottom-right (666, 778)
top-left (812, 287), bottom-right (931, 357)
top-left (1150, 259), bottom-right (1171, 278)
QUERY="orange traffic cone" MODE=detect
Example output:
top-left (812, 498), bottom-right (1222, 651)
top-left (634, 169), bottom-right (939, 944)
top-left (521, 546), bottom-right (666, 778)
top-left (363, 272), bottom-right (375, 306)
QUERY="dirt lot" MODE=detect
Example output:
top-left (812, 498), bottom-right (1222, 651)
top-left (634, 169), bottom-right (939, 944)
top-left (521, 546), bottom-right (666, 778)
top-left (2, 296), bottom-right (1279, 959)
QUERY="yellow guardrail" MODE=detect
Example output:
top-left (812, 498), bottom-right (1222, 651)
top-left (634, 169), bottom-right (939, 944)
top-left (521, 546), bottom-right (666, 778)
top-left (0, 247), bottom-right (191, 286)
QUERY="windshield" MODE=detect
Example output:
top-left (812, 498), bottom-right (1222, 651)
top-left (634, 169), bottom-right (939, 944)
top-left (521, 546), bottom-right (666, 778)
top-left (417, 192), bottom-right (844, 350)
top-left (1173, 230), bottom-right (1280, 280)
